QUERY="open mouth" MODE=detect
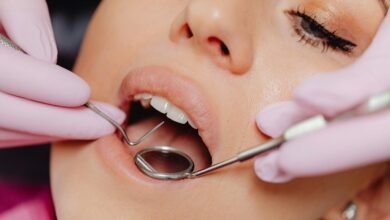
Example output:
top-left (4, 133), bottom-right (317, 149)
top-left (118, 66), bottom-right (218, 176)
top-left (125, 94), bottom-right (212, 171)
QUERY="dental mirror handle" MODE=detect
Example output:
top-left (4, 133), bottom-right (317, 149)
top-left (189, 137), bottom-right (284, 177)
top-left (190, 91), bottom-right (390, 178)
top-left (190, 113), bottom-right (335, 177)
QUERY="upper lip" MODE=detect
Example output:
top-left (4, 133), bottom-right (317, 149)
top-left (117, 66), bottom-right (219, 155)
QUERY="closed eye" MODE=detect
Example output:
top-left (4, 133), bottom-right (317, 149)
top-left (286, 8), bottom-right (357, 55)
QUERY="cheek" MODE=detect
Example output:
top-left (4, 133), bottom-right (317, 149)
top-left (212, 67), bottom-right (312, 148)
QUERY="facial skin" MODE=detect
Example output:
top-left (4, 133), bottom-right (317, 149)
top-left (51, 0), bottom-right (387, 219)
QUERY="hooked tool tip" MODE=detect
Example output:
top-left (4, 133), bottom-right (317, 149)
top-left (84, 102), bottom-right (164, 146)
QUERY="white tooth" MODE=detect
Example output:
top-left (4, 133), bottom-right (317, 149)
top-left (140, 99), bottom-right (151, 108)
top-left (134, 93), bottom-right (153, 101)
top-left (151, 96), bottom-right (171, 114)
top-left (141, 93), bottom-right (153, 100)
top-left (134, 94), bottom-right (142, 101)
top-left (167, 105), bottom-right (188, 124)
top-left (188, 118), bottom-right (197, 129)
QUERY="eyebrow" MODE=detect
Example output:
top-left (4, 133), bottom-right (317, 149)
top-left (379, 0), bottom-right (389, 14)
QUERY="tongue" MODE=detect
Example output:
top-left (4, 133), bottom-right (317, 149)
top-left (125, 116), bottom-right (211, 170)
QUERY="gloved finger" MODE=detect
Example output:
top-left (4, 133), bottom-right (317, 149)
top-left (0, 47), bottom-right (90, 106)
top-left (0, 92), bottom-right (126, 139)
top-left (0, 128), bottom-right (51, 141)
top-left (256, 101), bottom-right (315, 137)
top-left (294, 15), bottom-right (390, 117)
top-left (0, 0), bottom-right (57, 62)
top-left (255, 101), bottom-right (316, 182)
top-left (1, 138), bottom-right (55, 148)
top-left (254, 151), bottom-right (293, 183)
top-left (255, 110), bottom-right (390, 183)
top-left (0, 128), bottom-right (56, 148)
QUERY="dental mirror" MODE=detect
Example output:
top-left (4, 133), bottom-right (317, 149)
top-left (135, 146), bottom-right (195, 180)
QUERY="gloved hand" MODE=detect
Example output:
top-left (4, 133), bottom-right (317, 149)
top-left (254, 14), bottom-right (390, 183)
top-left (0, 0), bottom-right (125, 148)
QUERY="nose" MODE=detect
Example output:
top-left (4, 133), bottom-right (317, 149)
top-left (170, 0), bottom-right (254, 74)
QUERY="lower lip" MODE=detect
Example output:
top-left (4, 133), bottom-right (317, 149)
top-left (94, 134), bottom-right (195, 187)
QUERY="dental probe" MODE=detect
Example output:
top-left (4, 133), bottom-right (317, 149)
top-left (187, 91), bottom-right (390, 178)
top-left (85, 102), bottom-right (165, 146)
top-left (0, 33), bottom-right (165, 146)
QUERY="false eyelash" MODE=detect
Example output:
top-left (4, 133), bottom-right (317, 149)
top-left (286, 8), bottom-right (357, 54)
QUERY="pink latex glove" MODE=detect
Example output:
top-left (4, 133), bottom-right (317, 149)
top-left (0, 182), bottom-right (54, 220)
top-left (254, 15), bottom-right (390, 183)
top-left (0, 0), bottom-right (125, 148)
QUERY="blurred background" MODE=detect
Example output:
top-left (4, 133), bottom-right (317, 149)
top-left (0, 0), bottom-right (99, 184)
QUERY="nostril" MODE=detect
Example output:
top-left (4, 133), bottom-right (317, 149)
top-left (220, 42), bottom-right (230, 56)
top-left (208, 37), bottom-right (230, 56)
top-left (183, 24), bottom-right (194, 38)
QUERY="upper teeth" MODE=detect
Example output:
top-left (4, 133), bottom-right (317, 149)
top-left (134, 93), bottom-right (197, 129)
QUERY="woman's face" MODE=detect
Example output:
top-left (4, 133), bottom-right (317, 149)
top-left (51, 0), bottom-right (387, 219)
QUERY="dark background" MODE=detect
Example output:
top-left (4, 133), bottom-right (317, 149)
top-left (0, 0), bottom-right (99, 184)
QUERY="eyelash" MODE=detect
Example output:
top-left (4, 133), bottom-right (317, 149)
top-left (286, 8), bottom-right (357, 55)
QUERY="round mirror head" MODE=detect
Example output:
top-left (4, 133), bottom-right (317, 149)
top-left (135, 146), bottom-right (194, 180)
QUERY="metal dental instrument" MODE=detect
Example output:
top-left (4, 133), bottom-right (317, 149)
top-left (85, 102), bottom-right (165, 146)
top-left (134, 91), bottom-right (390, 180)
top-left (0, 34), bottom-right (24, 51)
top-left (0, 33), bottom-right (164, 146)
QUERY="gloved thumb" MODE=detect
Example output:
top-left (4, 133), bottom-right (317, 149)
top-left (0, 0), bottom-right (57, 62)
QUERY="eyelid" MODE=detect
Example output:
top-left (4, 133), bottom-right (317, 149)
top-left (293, 4), bottom-right (356, 41)
top-left (285, 9), bottom-right (357, 55)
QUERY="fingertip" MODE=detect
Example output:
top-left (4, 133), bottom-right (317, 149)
top-left (257, 101), bottom-right (313, 137)
top-left (79, 102), bottom-right (126, 139)
top-left (256, 102), bottom-right (288, 137)
top-left (254, 151), bottom-right (294, 183)
top-left (67, 79), bottom-right (91, 106)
